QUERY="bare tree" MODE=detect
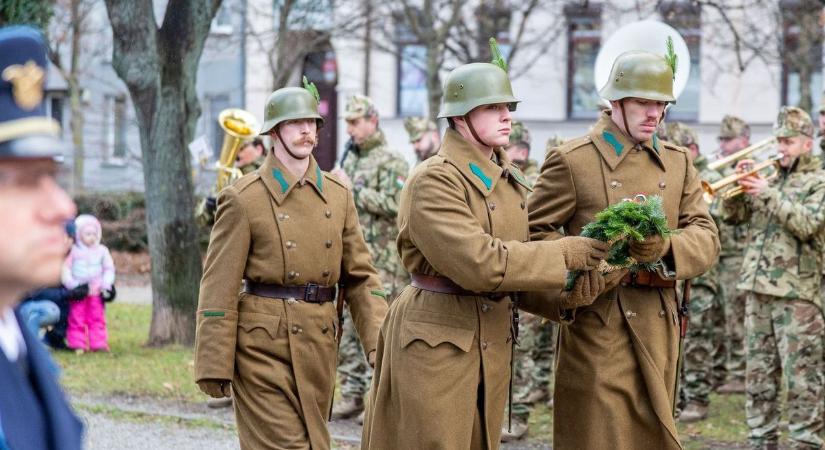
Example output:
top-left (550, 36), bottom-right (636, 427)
top-left (103, 0), bottom-right (222, 346)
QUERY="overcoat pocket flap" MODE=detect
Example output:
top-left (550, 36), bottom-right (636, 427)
top-left (401, 320), bottom-right (475, 352)
top-left (238, 312), bottom-right (281, 339)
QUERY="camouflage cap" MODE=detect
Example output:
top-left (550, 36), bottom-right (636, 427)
top-left (545, 134), bottom-right (565, 154)
top-left (404, 116), bottom-right (437, 142)
top-left (509, 121), bottom-right (531, 147)
top-left (665, 122), bottom-right (698, 148)
top-left (718, 115), bottom-right (750, 139)
top-left (344, 94), bottom-right (377, 120)
top-left (774, 105), bottom-right (814, 138)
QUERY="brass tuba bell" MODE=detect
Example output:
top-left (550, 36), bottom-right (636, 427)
top-left (215, 108), bottom-right (259, 192)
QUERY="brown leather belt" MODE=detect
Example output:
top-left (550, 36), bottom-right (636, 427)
top-left (242, 280), bottom-right (335, 303)
top-left (410, 273), bottom-right (509, 300)
top-left (620, 271), bottom-right (676, 289)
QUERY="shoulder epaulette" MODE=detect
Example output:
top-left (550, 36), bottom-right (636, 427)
top-left (233, 171), bottom-right (261, 193)
top-left (661, 141), bottom-right (687, 153)
top-left (558, 135), bottom-right (593, 155)
top-left (324, 172), bottom-right (350, 190)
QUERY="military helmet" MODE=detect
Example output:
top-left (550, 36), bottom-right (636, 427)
top-left (404, 116), bottom-right (437, 142)
top-left (345, 94), bottom-right (378, 121)
top-left (665, 122), bottom-right (698, 148)
top-left (509, 121), bottom-right (531, 148)
top-left (598, 51), bottom-right (675, 102)
top-left (259, 87), bottom-right (324, 135)
top-left (438, 63), bottom-right (519, 118)
top-left (718, 115), bottom-right (750, 139)
top-left (0, 26), bottom-right (67, 159)
top-left (774, 106), bottom-right (814, 138)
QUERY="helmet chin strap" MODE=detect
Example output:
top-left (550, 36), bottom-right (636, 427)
top-left (462, 114), bottom-right (494, 149)
top-left (275, 127), bottom-right (310, 160)
top-left (618, 99), bottom-right (666, 146)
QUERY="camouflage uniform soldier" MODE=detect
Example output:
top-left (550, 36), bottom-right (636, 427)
top-left (545, 134), bottom-right (565, 157)
top-left (330, 95), bottom-right (409, 421)
top-left (724, 107), bottom-right (825, 450)
top-left (404, 116), bottom-right (440, 164)
top-left (666, 122), bottom-right (725, 423)
top-left (715, 115), bottom-right (752, 393)
top-left (501, 120), bottom-right (556, 442)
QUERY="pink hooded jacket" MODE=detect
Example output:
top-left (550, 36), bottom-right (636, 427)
top-left (62, 214), bottom-right (115, 296)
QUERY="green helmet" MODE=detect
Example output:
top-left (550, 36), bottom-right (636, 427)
top-left (437, 63), bottom-right (519, 118)
top-left (259, 86), bottom-right (324, 135)
top-left (598, 51), bottom-right (675, 102)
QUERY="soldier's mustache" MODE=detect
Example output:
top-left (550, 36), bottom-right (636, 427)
top-left (293, 136), bottom-right (317, 146)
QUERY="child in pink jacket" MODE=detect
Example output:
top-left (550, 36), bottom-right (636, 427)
top-left (62, 214), bottom-right (115, 352)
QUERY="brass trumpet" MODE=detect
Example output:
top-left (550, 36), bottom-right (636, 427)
top-left (707, 137), bottom-right (776, 171)
top-left (701, 154), bottom-right (782, 203)
top-left (216, 108), bottom-right (259, 192)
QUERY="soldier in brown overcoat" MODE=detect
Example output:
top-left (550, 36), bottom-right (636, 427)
top-left (525, 51), bottom-right (719, 449)
top-left (193, 83), bottom-right (388, 450)
top-left (361, 58), bottom-right (609, 449)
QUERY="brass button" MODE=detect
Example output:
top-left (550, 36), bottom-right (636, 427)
top-left (489, 202), bottom-right (496, 211)
top-left (321, 325), bottom-right (329, 334)
top-left (286, 241), bottom-right (295, 249)
top-left (625, 310), bottom-right (637, 318)
top-left (284, 214), bottom-right (290, 220)
top-left (325, 240), bottom-right (333, 248)
top-left (277, 213), bottom-right (286, 220)
top-left (659, 181), bottom-right (666, 189)
top-left (481, 304), bottom-right (491, 313)
top-left (325, 210), bottom-right (332, 218)
top-left (288, 271), bottom-right (297, 279)
top-left (659, 310), bottom-right (666, 318)
top-left (482, 341), bottom-right (489, 350)
top-left (291, 325), bottom-right (300, 334)
top-left (610, 180), bottom-right (621, 189)
top-left (322, 270), bottom-right (331, 277)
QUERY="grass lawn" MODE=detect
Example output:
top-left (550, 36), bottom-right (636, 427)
top-left (53, 303), bottom-right (757, 447)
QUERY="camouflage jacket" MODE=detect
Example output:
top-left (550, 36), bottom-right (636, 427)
top-left (723, 153), bottom-right (825, 303)
top-left (693, 155), bottom-right (721, 291)
top-left (716, 164), bottom-right (750, 258)
top-left (521, 159), bottom-right (539, 188)
top-left (342, 129), bottom-right (409, 273)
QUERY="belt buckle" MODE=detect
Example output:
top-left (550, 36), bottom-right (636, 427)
top-left (304, 283), bottom-right (320, 302)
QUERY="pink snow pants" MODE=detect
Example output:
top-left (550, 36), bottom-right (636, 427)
top-left (67, 295), bottom-right (109, 351)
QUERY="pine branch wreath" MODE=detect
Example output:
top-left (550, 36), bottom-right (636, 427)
top-left (564, 195), bottom-right (675, 290)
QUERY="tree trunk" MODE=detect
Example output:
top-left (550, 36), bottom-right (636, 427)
top-left (426, 44), bottom-right (441, 122)
top-left (69, 77), bottom-right (84, 193)
top-left (104, 0), bottom-right (221, 346)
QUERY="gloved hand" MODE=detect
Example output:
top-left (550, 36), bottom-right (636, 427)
top-left (205, 196), bottom-right (217, 215)
top-left (629, 235), bottom-right (671, 263)
top-left (197, 379), bottom-right (231, 398)
top-left (101, 285), bottom-right (117, 303)
top-left (559, 237), bottom-right (609, 271)
top-left (560, 270), bottom-right (605, 310)
top-left (67, 283), bottom-right (89, 301)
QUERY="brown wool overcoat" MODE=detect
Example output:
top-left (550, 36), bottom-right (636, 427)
top-left (194, 154), bottom-right (388, 450)
top-left (522, 112), bottom-right (719, 450)
top-left (362, 129), bottom-right (578, 450)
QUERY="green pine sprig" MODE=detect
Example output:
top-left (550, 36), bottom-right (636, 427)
top-left (564, 195), bottom-right (674, 290)
top-left (489, 37), bottom-right (508, 73)
top-left (303, 76), bottom-right (320, 103)
top-left (664, 36), bottom-right (678, 81)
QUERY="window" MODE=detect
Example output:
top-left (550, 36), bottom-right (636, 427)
top-left (660, 1), bottom-right (700, 121)
top-left (113, 96), bottom-right (127, 158)
top-left (395, 13), bottom-right (427, 117)
top-left (102, 94), bottom-right (129, 164)
top-left (565, 3), bottom-right (602, 120)
top-left (780, 0), bottom-right (822, 110)
top-left (47, 95), bottom-right (63, 134)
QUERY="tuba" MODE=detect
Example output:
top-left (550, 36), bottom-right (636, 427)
top-left (215, 108), bottom-right (259, 192)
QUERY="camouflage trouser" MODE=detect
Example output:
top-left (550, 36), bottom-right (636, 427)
top-left (745, 292), bottom-right (825, 449)
top-left (510, 314), bottom-right (556, 419)
top-left (336, 267), bottom-right (401, 399)
top-left (718, 255), bottom-right (747, 384)
top-left (681, 284), bottom-right (725, 406)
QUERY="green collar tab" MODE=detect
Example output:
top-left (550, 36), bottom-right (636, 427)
top-left (315, 165), bottom-right (323, 192)
top-left (469, 162), bottom-right (492, 190)
top-left (272, 169), bottom-right (289, 193)
top-left (603, 131), bottom-right (624, 156)
top-left (203, 311), bottom-right (225, 317)
top-left (652, 134), bottom-right (660, 154)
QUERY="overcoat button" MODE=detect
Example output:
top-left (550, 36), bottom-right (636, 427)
top-left (610, 180), bottom-right (621, 189)
top-left (291, 325), bottom-right (299, 334)
top-left (288, 271), bottom-right (297, 279)
top-left (325, 210), bottom-right (332, 218)
top-left (659, 310), bottom-right (666, 318)
top-left (659, 181), bottom-right (666, 189)
top-left (321, 325), bottom-right (329, 334)
top-left (481, 304), bottom-right (491, 313)
top-left (286, 241), bottom-right (295, 249)
top-left (325, 240), bottom-right (333, 248)
top-left (277, 213), bottom-right (286, 220)
top-left (322, 270), bottom-right (331, 277)
top-left (625, 310), bottom-right (636, 318)
top-left (489, 202), bottom-right (496, 211)
top-left (482, 341), bottom-right (489, 350)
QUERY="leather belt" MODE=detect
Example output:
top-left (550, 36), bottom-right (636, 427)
top-left (410, 273), bottom-right (509, 300)
top-left (620, 271), bottom-right (676, 288)
top-left (242, 280), bottom-right (335, 303)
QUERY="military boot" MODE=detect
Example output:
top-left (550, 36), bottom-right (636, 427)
top-left (678, 402), bottom-right (708, 423)
top-left (331, 396), bottom-right (364, 420)
top-left (717, 380), bottom-right (745, 394)
top-left (500, 417), bottom-right (529, 442)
